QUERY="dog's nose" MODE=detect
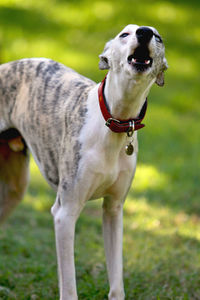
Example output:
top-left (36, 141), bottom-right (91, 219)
top-left (136, 27), bottom-right (153, 44)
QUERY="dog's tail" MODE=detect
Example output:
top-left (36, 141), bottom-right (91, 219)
top-left (0, 129), bottom-right (30, 224)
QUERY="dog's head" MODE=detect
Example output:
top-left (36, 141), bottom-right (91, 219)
top-left (99, 24), bottom-right (168, 86)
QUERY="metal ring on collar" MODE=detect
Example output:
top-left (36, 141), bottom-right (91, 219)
top-left (127, 121), bottom-right (135, 137)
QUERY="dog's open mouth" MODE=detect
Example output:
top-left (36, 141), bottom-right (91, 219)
top-left (127, 46), bottom-right (153, 72)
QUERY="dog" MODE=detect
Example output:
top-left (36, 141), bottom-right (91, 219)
top-left (0, 24), bottom-right (167, 300)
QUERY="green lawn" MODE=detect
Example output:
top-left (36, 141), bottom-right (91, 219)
top-left (0, 0), bottom-right (200, 299)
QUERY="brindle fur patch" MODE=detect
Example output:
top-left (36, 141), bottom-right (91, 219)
top-left (0, 59), bottom-right (95, 189)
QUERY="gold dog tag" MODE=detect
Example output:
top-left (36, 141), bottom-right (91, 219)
top-left (125, 143), bottom-right (134, 155)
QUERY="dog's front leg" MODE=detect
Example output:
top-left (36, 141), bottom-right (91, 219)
top-left (51, 194), bottom-right (82, 300)
top-left (103, 196), bottom-right (125, 300)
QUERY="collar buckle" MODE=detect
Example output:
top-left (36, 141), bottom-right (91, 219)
top-left (105, 117), bottom-right (121, 128)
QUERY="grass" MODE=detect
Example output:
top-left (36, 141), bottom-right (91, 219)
top-left (0, 0), bottom-right (200, 299)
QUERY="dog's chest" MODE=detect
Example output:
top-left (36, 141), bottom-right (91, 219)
top-left (79, 134), bottom-right (137, 201)
top-left (90, 160), bottom-right (120, 200)
top-left (88, 149), bottom-right (137, 201)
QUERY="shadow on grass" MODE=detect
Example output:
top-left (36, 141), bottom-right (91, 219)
top-left (1, 200), bottom-right (199, 299)
top-left (123, 230), bottom-right (200, 300)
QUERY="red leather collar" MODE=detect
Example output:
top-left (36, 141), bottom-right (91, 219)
top-left (98, 75), bottom-right (147, 133)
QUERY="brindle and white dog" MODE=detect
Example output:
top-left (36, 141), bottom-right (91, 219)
top-left (0, 25), bottom-right (167, 300)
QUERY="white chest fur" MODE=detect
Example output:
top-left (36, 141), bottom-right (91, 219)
top-left (78, 86), bottom-right (138, 201)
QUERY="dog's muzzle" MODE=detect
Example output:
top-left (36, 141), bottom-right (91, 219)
top-left (128, 26), bottom-right (153, 72)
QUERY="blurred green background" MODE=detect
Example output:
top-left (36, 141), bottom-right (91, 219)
top-left (0, 0), bottom-right (200, 299)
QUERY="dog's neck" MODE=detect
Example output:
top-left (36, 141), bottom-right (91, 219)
top-left (104, 70), bottom-right (155, 120)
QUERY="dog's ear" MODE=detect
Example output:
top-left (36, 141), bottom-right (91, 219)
top-left (155, 71), bottom-right (165, 86)
top-left (155, 58), bottom-right (168, 87)
top-left (99, 55), bottom-right (110, 70)
top-left (99, 40), bottom-right (112, 70)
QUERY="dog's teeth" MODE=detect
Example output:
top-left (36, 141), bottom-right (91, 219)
top-left (132, 58), bottom-right (137, 63)
top-left (145, 60), bottom-right (150, 65)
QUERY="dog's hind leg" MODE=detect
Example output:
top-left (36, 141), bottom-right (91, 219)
top-left (0, 136), bottom-right (29, 224)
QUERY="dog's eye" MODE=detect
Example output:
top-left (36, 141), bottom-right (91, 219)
top-left (154, 34), bottom-right (163, 43)
top-left (119, 32), bottom-right (129, 38)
